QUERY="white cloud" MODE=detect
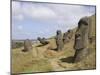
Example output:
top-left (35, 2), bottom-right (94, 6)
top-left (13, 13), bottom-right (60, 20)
top-left (12, 1), bottom-right (96, 40)
top-left (12, 1), bottom-right (95, 25)
top-left (12, 1), bottom-right (57, 21)
top-left (48, 4), bottom-right (95, 25)
top-left (24, 6), bottom-right (57, 20)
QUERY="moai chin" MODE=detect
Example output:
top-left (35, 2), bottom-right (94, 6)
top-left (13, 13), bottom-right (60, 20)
top-left (56, 30), bottom-right (64, 51)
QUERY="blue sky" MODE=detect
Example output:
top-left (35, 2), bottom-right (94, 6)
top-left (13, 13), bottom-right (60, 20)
top-left (12, 1), bottom-right (95, 40)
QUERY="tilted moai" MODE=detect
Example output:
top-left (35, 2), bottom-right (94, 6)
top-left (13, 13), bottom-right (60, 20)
top-left (63, 29), bottom-right (73, 44)
top-left (56, 30), bottom-right (64, 51)
top-left (23, 39), bottom-right (33, 52)
top-left (38, 37), bottom-right (49, 45)
top-left (73, 17), bottom-right (89, 63)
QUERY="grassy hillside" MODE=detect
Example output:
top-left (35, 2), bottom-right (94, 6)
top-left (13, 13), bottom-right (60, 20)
top-left (12, 14), bottom-right (96, 74)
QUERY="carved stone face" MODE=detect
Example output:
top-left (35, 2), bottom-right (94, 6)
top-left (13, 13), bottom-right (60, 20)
top-left (74, 17), bottom-right (89, 50)
top-left (57, 30), bottom-right (61, 35)
top-left (78, 17), bottom-right (89, 28)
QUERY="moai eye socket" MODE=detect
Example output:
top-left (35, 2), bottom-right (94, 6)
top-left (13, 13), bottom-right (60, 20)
top-left (76, 33), bottom-right (81, 38)
top-left (78, 17), bottom-right (89, 28)
top-left (57, 30), bottom-right (61, 34)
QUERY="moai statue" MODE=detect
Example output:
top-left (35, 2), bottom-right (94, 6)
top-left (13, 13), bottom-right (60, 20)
top-left (23, 39), bottom-right (32, 52)
top-left (73, 17), bottom-right (89, 63)
top-left (56, 30), bottom-right (64, 51)
top-left (63, 29), bottom-right (73, 44)
top-left (67, 30), bottom-right (73, 39)
top-left (88, 15), bottom-right (96, 44)
top-left (63, 32), bottom-right (69, 44)
top-left (37, 37), bottom-right (49, 45)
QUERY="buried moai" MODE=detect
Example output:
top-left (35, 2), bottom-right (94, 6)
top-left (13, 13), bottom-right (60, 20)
top-left (55, 30), bottom-right (64, 51)
top-left (38, 37), bottom-right (49, 45)
top-left (63, 29), bottom-right (73, 44)
top-left (73, 17), bottom-right (89, 63)
top-left (23, 39), bottom-right (33, 52)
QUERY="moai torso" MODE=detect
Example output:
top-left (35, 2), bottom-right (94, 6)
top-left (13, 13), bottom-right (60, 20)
top-left (74, 33), bottom-right (84, 50)
top-left (56, 30), bottom-right (64, 51)
top-left (24, 39), bottom-right (32, 51)
top-left (63, 30), bottom-right (73, 44)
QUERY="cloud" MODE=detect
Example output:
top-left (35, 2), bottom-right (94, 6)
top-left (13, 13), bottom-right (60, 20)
top-left (23, 5), bottom-right (57, 20)
top-left (12, 1), bottom-right (95, 24)
top-left (47, 4), bottom-right (95, 25)
top-left (12, 1), bottom-right (96, 39)
top-left (12, 1), bottom-right (57, 21)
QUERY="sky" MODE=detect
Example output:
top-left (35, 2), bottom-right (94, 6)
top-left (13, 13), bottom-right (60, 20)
top-left (12, 1), bottom-right (96, 40)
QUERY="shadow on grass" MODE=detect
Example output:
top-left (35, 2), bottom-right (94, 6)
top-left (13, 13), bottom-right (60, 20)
top-left (36, 43), bottom-right (49, 47)
top-left (60, 56), bottom-right (74, 63)
top-left (36, 44), bottom-right (46, 47)
top-left (50, 48), bottom-right (58, 51)
top-left (22, 49), bottom-right (29, 52)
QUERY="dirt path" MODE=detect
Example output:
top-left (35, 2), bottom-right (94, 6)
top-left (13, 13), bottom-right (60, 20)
top-left (48, 58), bottom-right (65, 71)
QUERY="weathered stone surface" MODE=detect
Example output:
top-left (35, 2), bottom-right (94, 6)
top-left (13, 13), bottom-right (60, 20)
top-left (74, 17), bottom-right (89, 62)
top-left (74, 48), bottom-right (89, 63)
top-left (63, 29), bottom-right (73, 44)
top-left (88, 14), bottom-right (96, 40)
top-left (88, 15), bottom-right (96, 44)
top-left (23, 39), bottom-right (32, 52)
top-left (74, 33), bottom-right (84, 50)
top-left (89, 36), bottom-right (95, 43)
top-left (38, 37), bottom-right (49, 45)
top-left (56, 30), bottom-right (64, 51)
